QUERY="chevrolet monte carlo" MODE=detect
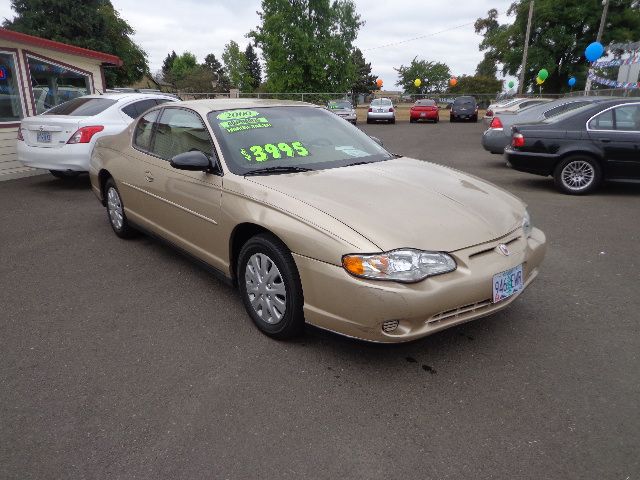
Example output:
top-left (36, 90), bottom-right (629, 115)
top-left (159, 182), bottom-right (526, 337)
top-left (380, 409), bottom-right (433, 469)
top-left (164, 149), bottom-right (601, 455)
top-left (90, 99), bottom-right (546, 342)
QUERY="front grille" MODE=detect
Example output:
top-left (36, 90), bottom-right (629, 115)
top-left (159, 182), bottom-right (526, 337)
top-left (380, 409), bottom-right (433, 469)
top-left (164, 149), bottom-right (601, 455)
top-left (469, 235), bottom-right (521, 260)
top-left (428, 299), bottom-right (492, 324)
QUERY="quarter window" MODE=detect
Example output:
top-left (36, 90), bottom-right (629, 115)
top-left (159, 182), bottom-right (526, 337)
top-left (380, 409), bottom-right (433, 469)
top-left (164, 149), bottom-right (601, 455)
top-left (0, 51), bottom-right (25, 122)
top-left (589, 110), bottom-right (614, 130)
top-left (133, 109), bottom-right (160, 151)
top-left (151, 108), bottom-right (213, 161)
top-left (27, 56), bottom-right (91, 114)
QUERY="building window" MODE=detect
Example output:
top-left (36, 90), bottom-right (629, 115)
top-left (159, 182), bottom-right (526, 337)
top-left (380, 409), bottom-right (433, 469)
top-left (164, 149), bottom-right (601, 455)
top-left (27, 56), bottom-right (91, 114)
top-left (0, 51), bottom-right (25, 123)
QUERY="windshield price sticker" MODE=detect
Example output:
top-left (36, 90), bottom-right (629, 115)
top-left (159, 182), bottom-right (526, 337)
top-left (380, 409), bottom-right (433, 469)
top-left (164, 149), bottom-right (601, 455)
top-left (240, 141), bottom-right (309, 162)
top-left (216, 110), bottom-right (260, 121)
top-left (216, 110), bottom-right (273, 134)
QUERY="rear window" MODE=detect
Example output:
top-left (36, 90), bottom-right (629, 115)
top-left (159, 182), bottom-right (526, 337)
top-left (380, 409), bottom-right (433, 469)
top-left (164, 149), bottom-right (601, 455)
top-left (43, 97), bottom-right (117, 116)
top-left (371, 99), bottom-right (391, 106)
top-left (415, 99), bottom-right (436, 106)
top-left (454, 97), bottom-right (475, 106)
top-left (543, 101), bottom-right (589, 119)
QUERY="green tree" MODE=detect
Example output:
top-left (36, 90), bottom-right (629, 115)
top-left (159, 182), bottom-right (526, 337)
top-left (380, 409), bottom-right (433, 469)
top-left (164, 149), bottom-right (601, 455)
top-left (222, 40), bottom-right (251, 92)
top-left (170, 52), bottom-right (197, 80)
top-left (162, 51), bottom-right (177, 77)
top-left (249, 0), bottom-right (363, 92)
top-left (447, 74), bottom-right (503, 94)
top-left (4, 0), bottom-right (148, 88)
top-left (475, 1), bottom-right (640, 93)
top-left (244, 44), bottom-right (262, 91)
top-left (350, 47), bottom-right (376, 103)
top-left (395, 57), bottom-right (450, 94)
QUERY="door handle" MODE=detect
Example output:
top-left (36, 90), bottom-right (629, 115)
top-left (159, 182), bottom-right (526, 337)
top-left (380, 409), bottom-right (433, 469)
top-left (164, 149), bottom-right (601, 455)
top-left (144, 171), bottom-right (154, 182)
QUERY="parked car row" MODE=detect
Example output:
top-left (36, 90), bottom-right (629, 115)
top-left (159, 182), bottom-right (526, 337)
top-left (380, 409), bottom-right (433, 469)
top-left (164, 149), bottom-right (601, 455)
top-left (481, 96), bottom-right (640, 195)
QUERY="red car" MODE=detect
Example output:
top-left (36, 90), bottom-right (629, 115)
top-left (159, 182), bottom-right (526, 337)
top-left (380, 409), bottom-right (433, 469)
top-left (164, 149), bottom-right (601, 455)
top-left (410, 99), bottom-right (439, 123)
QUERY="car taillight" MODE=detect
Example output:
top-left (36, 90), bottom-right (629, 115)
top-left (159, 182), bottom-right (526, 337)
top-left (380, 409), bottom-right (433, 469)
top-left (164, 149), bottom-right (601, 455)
top-left (17, 128), bottom-right (24, 141)
top-left (486, 110), bottom-right (493, 117)
top-left (489, 117), bottom-right (503, 129)
top-left (368, 107), bottom-right (372, 112)
top-left (512, 133), bottom-right (525, 148)
top-left (67, 126), bottom-right (104, 144)
top-left (389, 107), bottom-right (394, 112)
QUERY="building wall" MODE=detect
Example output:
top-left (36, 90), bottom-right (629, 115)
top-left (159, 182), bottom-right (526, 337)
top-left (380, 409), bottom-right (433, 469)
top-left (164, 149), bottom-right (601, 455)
top-left (0, 39), bottom-right (108, 176)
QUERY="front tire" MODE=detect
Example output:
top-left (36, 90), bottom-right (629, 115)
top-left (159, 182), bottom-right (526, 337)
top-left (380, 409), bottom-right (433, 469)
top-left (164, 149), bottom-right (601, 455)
top-left (104, 178), bottom-right (136, 238)
top-left (553, 155), bottom-right (602, 195)
top-left (238, 233), bottom-right (304, 339)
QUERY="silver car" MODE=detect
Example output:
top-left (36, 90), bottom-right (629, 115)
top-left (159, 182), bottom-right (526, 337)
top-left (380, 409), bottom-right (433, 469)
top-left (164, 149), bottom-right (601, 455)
top-left (367, 98), bottom-right (395, 124)
top-left (483, 98), bottom-right (552, 126)
top-left (327, 100), bottom-right (357, 124)
top-left (481, 97), bottom-right (608, 154)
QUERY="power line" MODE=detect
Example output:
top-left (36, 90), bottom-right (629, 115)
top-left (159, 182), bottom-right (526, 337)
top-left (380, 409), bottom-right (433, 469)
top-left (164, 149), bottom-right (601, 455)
top-left (361, 21), bottom-right (476, 52)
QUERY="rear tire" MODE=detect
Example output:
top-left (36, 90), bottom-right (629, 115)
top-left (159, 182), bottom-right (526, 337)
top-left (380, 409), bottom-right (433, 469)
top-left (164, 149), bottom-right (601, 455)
top-left (50, 170), bottom-right (81, 179)
top-left (104, 178), bottom-right (136, 238)
top-left (410, 118), bottom-right (416, 123)
top-left (553, 155), bottom-right (602, 195)
top-left (390, 117), bottom-right (396, 124)
top-left (366, 118), bottom-right (372, 124)
top-left (238, 233), bottom-right (305, 339)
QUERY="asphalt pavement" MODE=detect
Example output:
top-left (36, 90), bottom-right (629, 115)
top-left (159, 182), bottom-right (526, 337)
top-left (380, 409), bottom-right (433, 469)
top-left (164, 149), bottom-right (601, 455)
top-left (1, 119), bottom-right (639, 479)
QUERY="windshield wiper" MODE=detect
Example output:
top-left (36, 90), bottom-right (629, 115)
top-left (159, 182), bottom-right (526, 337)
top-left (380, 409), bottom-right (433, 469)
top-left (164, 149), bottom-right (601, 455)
top-left (244, 165), bottom-right (313, 176)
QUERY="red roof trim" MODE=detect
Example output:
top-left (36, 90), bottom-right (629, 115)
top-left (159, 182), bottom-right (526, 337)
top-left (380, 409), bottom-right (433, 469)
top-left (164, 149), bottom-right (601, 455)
top-left (0, 28), bottom-right (122, 66)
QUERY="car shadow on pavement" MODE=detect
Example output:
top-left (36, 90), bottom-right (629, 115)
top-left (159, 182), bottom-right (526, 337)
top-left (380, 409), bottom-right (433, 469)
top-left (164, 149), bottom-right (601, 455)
top-left (30, 173), bottom-right (92, 191)
top-left (511, 176), bottom-right (640, 196)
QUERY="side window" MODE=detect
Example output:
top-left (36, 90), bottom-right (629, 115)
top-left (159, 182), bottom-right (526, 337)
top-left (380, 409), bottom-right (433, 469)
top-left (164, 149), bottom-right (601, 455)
top-left (133, 109), bottom-right (160, 151)
top-left (613, 105), bottom-right (640, 132)
top-left (589, 109), bottom-right (614, 130)
top-left (151, 108), bottom-right (213, 161)
top-left (122, 99), bottom-right (159, 119)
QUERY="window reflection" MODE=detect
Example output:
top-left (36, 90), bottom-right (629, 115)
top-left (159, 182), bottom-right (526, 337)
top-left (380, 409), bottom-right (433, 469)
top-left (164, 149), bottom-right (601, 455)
top-left (0, 52), bottom-right (25, 122)
top-left (27, 56), bottom-right (90, 114)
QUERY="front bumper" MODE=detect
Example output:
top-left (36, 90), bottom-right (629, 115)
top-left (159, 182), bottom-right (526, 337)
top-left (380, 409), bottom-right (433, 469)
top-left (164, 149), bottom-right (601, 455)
top-left (336, 113), bottom-right (357, 122)
top-left (505, 148), bottom-right (559, 176)
top-left (17, 141), bottom-right (91, 172)
top-left (294, 227), bottom-right (546, 343)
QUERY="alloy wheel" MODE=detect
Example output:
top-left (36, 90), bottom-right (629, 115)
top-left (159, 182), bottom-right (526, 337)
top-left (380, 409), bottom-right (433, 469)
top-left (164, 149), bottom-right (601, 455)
top-left (561, 160), bottom-right (595, 191)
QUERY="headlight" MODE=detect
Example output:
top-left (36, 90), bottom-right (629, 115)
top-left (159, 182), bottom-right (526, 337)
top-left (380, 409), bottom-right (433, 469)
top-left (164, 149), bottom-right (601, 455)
top-left (342, 249), bottom-right (456, 283)
top-left (522, 210), bottom-right (532, 237)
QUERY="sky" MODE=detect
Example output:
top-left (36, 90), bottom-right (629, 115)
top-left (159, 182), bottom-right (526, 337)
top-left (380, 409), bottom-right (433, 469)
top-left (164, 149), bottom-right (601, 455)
top-left (0, 0), bottom-right (516, 90)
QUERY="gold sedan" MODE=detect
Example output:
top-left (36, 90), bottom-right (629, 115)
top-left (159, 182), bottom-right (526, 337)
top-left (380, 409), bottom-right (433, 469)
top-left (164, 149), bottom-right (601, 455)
top-left (89, 99), bottom-right (546, 342)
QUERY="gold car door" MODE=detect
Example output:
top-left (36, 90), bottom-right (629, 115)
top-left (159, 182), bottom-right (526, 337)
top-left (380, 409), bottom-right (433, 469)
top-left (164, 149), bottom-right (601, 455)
top-left (141, 107), bottom-right (226, 272)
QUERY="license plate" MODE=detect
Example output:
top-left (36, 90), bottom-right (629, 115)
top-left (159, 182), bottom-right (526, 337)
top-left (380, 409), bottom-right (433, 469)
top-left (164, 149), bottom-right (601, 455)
top-left (37, 132), bottom-right (51, 143)
top-left (420, 112), bottom-right (426, 117)
top-left (377, 109), bottom-right (384, 113)
top-left (492, 264), bottom-right (524, 303)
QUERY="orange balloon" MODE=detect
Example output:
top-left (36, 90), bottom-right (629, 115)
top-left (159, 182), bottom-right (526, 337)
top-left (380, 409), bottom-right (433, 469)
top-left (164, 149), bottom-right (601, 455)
top-left (450, 77), bottom-right (458, 87)
top-left (376, 78), bottom-right (383, 87)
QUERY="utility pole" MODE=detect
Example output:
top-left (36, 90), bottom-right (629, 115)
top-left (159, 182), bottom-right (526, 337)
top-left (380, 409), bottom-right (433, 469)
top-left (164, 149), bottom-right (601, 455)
top-left (518, 1), bottom-right (534, 95)
top-left (585, 0), bottom-right (610, 93)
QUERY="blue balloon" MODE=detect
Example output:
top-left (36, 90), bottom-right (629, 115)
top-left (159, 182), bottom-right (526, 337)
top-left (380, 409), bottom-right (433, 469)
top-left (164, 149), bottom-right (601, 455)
top-left (585, 42), bottom-right (604, 62)
top-left (568, 77), bottom-right (576, 87)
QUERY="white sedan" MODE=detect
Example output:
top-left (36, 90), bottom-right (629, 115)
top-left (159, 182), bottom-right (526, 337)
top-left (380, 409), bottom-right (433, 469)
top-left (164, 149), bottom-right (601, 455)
top-left (17, 92), bottom-right (177, 178)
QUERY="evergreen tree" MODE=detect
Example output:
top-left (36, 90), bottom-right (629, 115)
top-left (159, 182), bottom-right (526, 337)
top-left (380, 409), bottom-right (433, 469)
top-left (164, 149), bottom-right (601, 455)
top-left (244, 44), bottom-right (262, 91)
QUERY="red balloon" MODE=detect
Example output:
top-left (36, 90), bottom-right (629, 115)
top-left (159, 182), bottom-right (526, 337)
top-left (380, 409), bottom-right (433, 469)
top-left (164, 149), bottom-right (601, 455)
top-left (376, 78), bottom-right (383, 87)
top-left (450, 78), bottom-right (458, 87)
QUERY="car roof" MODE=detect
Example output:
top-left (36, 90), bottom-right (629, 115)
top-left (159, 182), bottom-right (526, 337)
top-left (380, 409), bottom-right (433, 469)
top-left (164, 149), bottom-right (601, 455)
top-left (79, 92), bottom-right (178, 102)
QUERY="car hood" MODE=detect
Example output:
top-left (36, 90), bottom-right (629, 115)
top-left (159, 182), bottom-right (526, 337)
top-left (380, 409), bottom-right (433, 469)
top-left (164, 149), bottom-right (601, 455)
top-left (246, 157), bottom-right (524, 252)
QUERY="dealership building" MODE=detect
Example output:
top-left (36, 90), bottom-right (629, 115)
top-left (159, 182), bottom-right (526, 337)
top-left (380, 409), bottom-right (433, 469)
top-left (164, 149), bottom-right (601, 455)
top-left (0, 28), bottom-right (121, 179)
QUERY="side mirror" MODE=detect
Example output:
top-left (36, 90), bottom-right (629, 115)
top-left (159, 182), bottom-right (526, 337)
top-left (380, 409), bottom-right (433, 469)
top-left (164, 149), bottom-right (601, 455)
top-left (170, 151), bottom-right (211, 172)
top-left (370, 136), bottom-right (383, 147)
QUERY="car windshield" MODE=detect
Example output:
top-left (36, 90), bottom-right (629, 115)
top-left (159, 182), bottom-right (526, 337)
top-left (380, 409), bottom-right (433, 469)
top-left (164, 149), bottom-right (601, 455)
top-left (207, 106), bottom-right (393, 175)
top-left (415, 99), bottom-right (436, 106)
top-left (371, 99), bottom-right (391, 106)
top-left (43, 97), bottom-right (117, 116)
top-left (328, 101), bottom-right (352, 110)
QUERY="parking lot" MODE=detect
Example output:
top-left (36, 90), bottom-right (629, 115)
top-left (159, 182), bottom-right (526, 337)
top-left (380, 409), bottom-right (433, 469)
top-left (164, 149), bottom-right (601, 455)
top-left (1, 119), bottom-right (639, 479)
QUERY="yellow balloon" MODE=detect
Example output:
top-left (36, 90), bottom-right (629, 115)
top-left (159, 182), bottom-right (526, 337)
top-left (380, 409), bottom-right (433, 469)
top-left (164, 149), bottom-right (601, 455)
top-left (414, 78), bottom-right (421, 87)
top-left (536, 77), bottom-right (544, 85)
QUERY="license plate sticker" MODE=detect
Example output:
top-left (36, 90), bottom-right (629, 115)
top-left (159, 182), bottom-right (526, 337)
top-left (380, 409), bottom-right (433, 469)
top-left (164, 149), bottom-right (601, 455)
top-left (37, 131), bottom-right (51, 143)
top-left (492, 264), bottom-right (524, 303)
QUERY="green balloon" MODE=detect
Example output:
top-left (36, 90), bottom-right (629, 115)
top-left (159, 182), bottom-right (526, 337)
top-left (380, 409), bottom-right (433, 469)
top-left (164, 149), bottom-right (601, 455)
top-left (538, 69), bottom-right (549, 81)
top-left (508, 80), bottom-right (515, 88)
